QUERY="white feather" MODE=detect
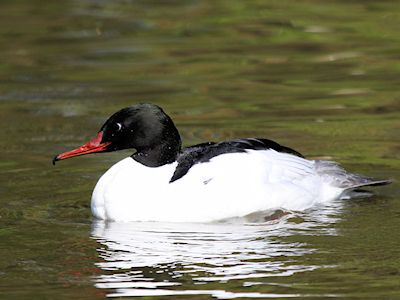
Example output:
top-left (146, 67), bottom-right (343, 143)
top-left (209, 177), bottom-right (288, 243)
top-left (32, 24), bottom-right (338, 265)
top-left (91, 149), bottom-right (344, 222)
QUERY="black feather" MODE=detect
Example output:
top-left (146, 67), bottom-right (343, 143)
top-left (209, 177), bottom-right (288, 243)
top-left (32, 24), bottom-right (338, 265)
top-left (170, 138), bottom-right (303, 183)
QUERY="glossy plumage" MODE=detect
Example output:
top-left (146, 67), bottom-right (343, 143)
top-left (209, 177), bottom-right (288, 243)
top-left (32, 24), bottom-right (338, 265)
top-left (54, 103), bottom-right (391, 222)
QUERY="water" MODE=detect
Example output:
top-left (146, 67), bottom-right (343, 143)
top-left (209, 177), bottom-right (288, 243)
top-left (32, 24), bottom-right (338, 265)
top-left (91, 208), bottom-right (340, 298)
top-left (0, 0), bottom-right (399, 299)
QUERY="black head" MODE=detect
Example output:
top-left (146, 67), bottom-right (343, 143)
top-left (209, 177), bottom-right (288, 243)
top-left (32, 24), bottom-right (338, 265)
top-left (53, 103), bottom-right (182, 167)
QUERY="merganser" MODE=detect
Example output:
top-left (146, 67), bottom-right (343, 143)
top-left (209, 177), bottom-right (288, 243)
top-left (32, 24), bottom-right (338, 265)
top-left (53, 103), bottom-right (390, 222)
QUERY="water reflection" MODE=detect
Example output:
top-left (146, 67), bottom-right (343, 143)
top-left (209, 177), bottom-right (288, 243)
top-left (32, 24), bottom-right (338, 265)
top-left (91, 203), bottom-right (341, 298)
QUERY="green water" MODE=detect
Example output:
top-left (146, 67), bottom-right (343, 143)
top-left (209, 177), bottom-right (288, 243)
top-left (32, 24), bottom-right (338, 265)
top-left (0, 0), bottom-right (399, 299)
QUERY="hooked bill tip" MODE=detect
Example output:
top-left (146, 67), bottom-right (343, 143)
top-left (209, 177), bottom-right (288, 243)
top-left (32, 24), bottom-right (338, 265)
top-left (52, 155), bottom-right (60, 166)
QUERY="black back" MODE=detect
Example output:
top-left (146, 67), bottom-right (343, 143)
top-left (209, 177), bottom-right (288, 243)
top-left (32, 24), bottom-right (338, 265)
top-left (170, 138), bottom-right (303, 182)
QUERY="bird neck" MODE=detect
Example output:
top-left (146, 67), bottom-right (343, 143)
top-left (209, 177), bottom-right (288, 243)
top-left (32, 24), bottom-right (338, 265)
top-left (131, 138), bottom-right (181, 167)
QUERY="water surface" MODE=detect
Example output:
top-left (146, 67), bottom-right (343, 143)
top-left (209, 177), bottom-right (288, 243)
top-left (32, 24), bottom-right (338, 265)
top-left (0, 0), bottom-right (399, 299)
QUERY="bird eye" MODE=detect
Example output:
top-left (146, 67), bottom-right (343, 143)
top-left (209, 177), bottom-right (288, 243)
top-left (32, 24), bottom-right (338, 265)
top-left (116, 123), bottom-right (122, 131)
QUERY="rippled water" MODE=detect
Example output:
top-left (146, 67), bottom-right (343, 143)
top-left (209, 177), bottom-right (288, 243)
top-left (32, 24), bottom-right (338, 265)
top-left (91, 207), bottom-right (341, 298)
top-left (0, 0), bottom-right (399, 299)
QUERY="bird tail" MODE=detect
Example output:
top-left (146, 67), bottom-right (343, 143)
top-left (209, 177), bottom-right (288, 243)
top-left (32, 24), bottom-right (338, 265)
top-left (314, 160), bottom-right (392, 199)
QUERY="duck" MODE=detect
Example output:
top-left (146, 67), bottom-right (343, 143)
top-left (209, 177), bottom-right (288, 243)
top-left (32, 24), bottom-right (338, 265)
top-left (53, 103), bottom-right (390, 222)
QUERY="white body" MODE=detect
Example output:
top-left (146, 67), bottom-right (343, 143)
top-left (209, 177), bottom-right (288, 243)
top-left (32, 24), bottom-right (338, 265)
top-left (91, 150), bottom-right (345, 222)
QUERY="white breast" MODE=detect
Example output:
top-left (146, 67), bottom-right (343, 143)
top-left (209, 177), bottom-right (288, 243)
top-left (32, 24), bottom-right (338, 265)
top-left (91, 150), bottom-right (343, 222)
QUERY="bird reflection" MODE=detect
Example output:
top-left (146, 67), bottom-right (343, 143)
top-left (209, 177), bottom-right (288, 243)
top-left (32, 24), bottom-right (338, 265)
top-left (91, 205), bottom-right (341, 298)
